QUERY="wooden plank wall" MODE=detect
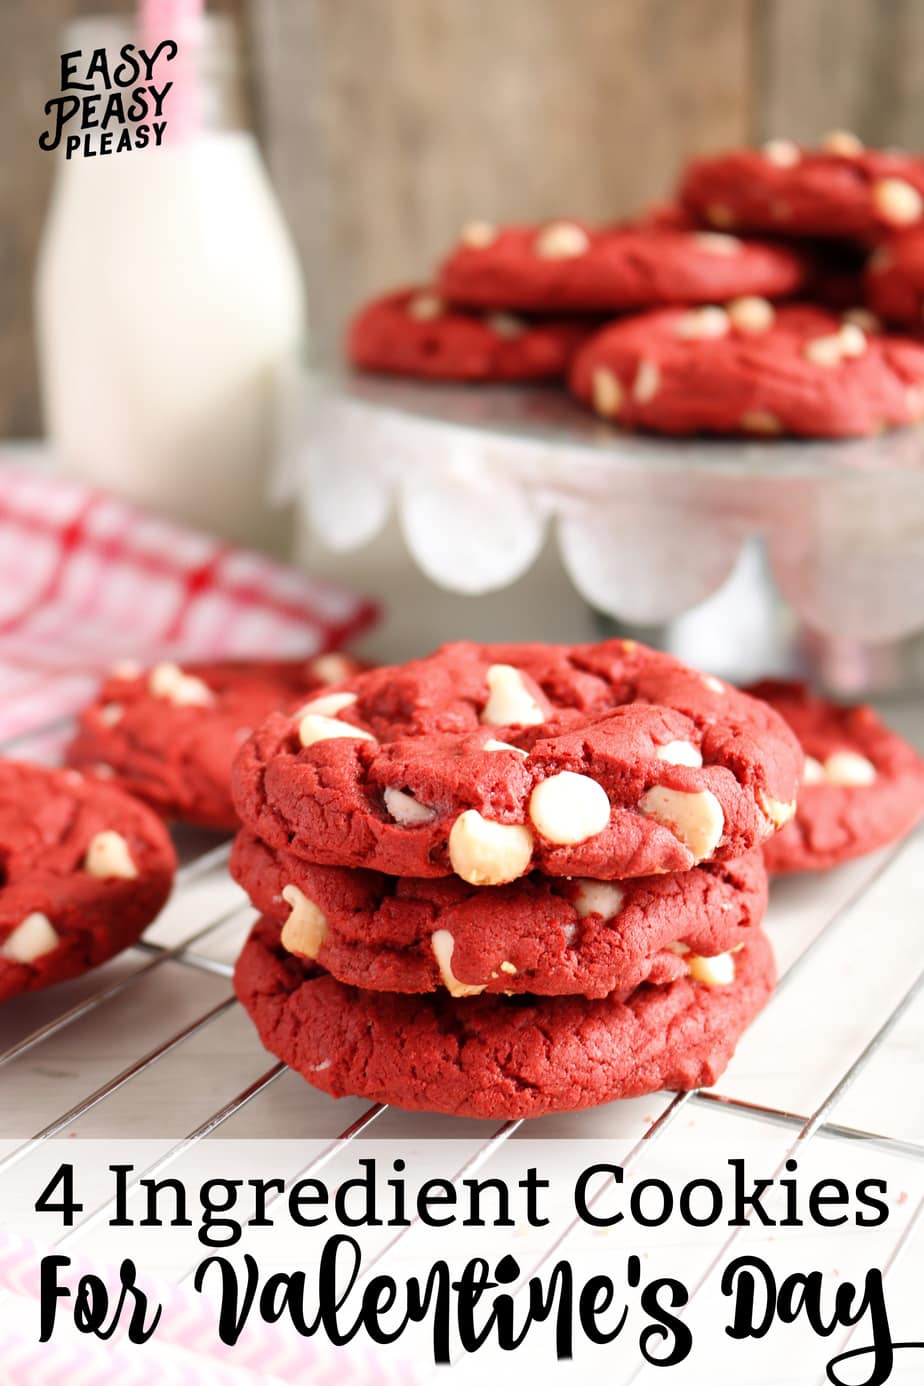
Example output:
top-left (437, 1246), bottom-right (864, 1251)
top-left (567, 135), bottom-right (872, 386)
top-left (4, 0), bottom-right (924, 435)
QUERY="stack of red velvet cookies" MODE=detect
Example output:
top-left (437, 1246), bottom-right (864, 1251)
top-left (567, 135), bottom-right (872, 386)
top-left (229, 640), bottom-right (808, 1120)
top-left (347, 132), bottom-right (924, 439)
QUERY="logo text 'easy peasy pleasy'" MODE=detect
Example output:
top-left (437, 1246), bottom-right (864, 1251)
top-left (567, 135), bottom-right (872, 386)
top-left (39, 41), bottom-right (177, 158)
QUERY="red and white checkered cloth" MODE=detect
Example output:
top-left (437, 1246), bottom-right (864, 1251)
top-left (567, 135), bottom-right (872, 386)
top-left (0, 464), bottom-right (378, 744)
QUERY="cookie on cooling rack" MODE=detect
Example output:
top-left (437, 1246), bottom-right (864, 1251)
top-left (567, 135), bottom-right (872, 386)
top-left (346, 287), bottom-right (593, 381)
top-left (0, 760), bottom-right (175, 1001)
top-left (437, 219), bottom-right (808, 313)
top-left (234, 915), bottom-right (775, 1119)
top-left (568, 303), bottom-right (924, 437)
top-left (232, 830), bottom-right (768, 1000)
top-left (67, 653), bottom-right (364, 832)
top-left (746, 681), bottom-right (924, 873)
top-left (231, 640), bottom-right (803, 883)
top-left (679, 133), bottom-right (924, 241)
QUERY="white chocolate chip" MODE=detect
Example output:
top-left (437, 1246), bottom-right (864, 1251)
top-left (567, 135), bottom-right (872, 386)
top-left (280, 884), bottom-right (328, 959)
top-left (483, 738), bottom-right (528, 758)
top-left (822, 129), bottom-right (864, 157)
top-left (873, 177), bottom-right (924, 227)
top-left (528, 772), bottom-right (610, 846)
top-left (638, 786), bottom-right (724, 862)
top-left (824, 750), bottom-right (877, 787)
top-left (308, 1058), bottom-right (332, 1072)
top-left (431, 929), bottom-right (486, 997)
top-left (298, 714), bottom-right (375, 747)
top-left (804, 333), bottom-right (846, 367)
top-left (702, 674), bottom-right (725, 694)
top-left (655, 740), bottom-right (703, 768)
top-left (741, 409), bottom-right (783, 435)
top-left (666, 940), bottom-right (690, 956)
top-left (675, 306), bottom-right (730, 340)
top-left (460, 219), bottom-right (497, 249)
top-left (758, 792), bottom-right (797, 830)
top-left (843, 307), bottom-right (881, 334)
top-left (309, 653), bottom-right (355, 684)
top-left (706, 203), bottom-right (736, 228)
top-left (1, 912), bottom-right (60, 963)
top-left (572, 879), bottom-right (625, 919)
top-left (148, 662), bottom-right (214, 708)
top-left (803, 755), bottom-right (826, 785)
top-left (84, 830), bottom-right (138, 880)
top-left (111, 659), bottom-right (142, 679)
top-left (448, 811), bottom-right (533, 886)
top-left (408, 292), bottom-right (444, 322)
top-left (591, 366), bottom-right (623, 418)
top-left (692, 231), bottom-right (742, 255)
top-left (838, 323), bottom-right (867, 358)
top-left (487, 312), bottom-right (525, 339)
top-left (688, 951), bottom-right (735, 987)
top-left (533, 220), bottom-right (590, 259)
top-left (99, 702), bottom-right (123, 726)
top-left (298, 691), bottom-right (358, 718)
top-left (481, 664), bottom-right (545, 728)
top-left (727, 296), bottom-right (775, 334)
top-left (383, 786), bottom-right (437, 826)
top-left (633, 359), bottom-right (661, 403)
top-left (499, 960), bottom-right (518, 975)
top-left (761, 138), bottom-right (801, 168)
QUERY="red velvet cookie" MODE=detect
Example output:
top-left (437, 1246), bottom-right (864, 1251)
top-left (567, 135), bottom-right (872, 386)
top-left (746, 681), bottom-right (924, 873)
top-left (346, 287), bottom-right (592, 381)
top-left (67, 654), bottom-right (364, 831)
top-left (231, 641), bottom-right (803, 883)
top-left (0, 760), bottom-right (175, 1001)
top-left (437, 220), bottom-right (807, 313)
top-left (680, 136), bottom-right (924, 242)
top-left (234, 915), bottom-right (775, 1119)
top-left (568, 303), bottom-right (924, 437)
top-left (231, 830), bottom-right (768, 999)
top-left (865, 232), bottom-right (924, 325)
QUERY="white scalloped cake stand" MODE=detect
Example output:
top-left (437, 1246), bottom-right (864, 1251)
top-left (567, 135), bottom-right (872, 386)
top-left (279, 371), bottom-right (924, 690)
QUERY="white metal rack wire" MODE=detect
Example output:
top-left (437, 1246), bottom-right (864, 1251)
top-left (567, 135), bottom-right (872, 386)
top-left (1, 710), bottom-right (923, 1384)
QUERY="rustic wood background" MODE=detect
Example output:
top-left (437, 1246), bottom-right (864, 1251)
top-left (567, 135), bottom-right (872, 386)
top-left (4, 0), bottom-right (924, 436)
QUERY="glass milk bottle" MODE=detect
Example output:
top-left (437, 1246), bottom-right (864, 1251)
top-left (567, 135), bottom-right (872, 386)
top-left (35, 14), bottom-right (306, 549)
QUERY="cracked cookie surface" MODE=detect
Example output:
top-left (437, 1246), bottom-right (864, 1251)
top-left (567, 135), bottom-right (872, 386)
top-left (0, 760), bottom-right (175, 1001)
top-left (68, 654), bottom-right (364, 831)
top-left (234, 915), bottom-right (775, 1118)
top-left (347, 287), bottom-right (593, 381)
top-left (747, 680), bottom-right (924, 873)
top-left (568, 303), bottom-right (924, 437)
top-left (437, 221), bottom-right (807, 313)
top-left (232, 830), bottom-right (768, 1000)
top-left (680, 141), bottom-right (924, 242)
top-left (232, 640), bottom-right (803, 883)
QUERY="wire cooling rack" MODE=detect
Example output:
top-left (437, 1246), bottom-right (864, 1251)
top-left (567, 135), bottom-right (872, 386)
top-left (1, 709), bottom-right (923, 1384)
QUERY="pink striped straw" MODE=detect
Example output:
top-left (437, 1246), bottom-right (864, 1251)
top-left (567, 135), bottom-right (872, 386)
top-left (138, 0), bottom-right (205, 141)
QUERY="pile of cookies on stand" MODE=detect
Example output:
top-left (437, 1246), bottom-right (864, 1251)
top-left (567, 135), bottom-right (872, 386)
top-left (348, 132), bottom-right (924, 438)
